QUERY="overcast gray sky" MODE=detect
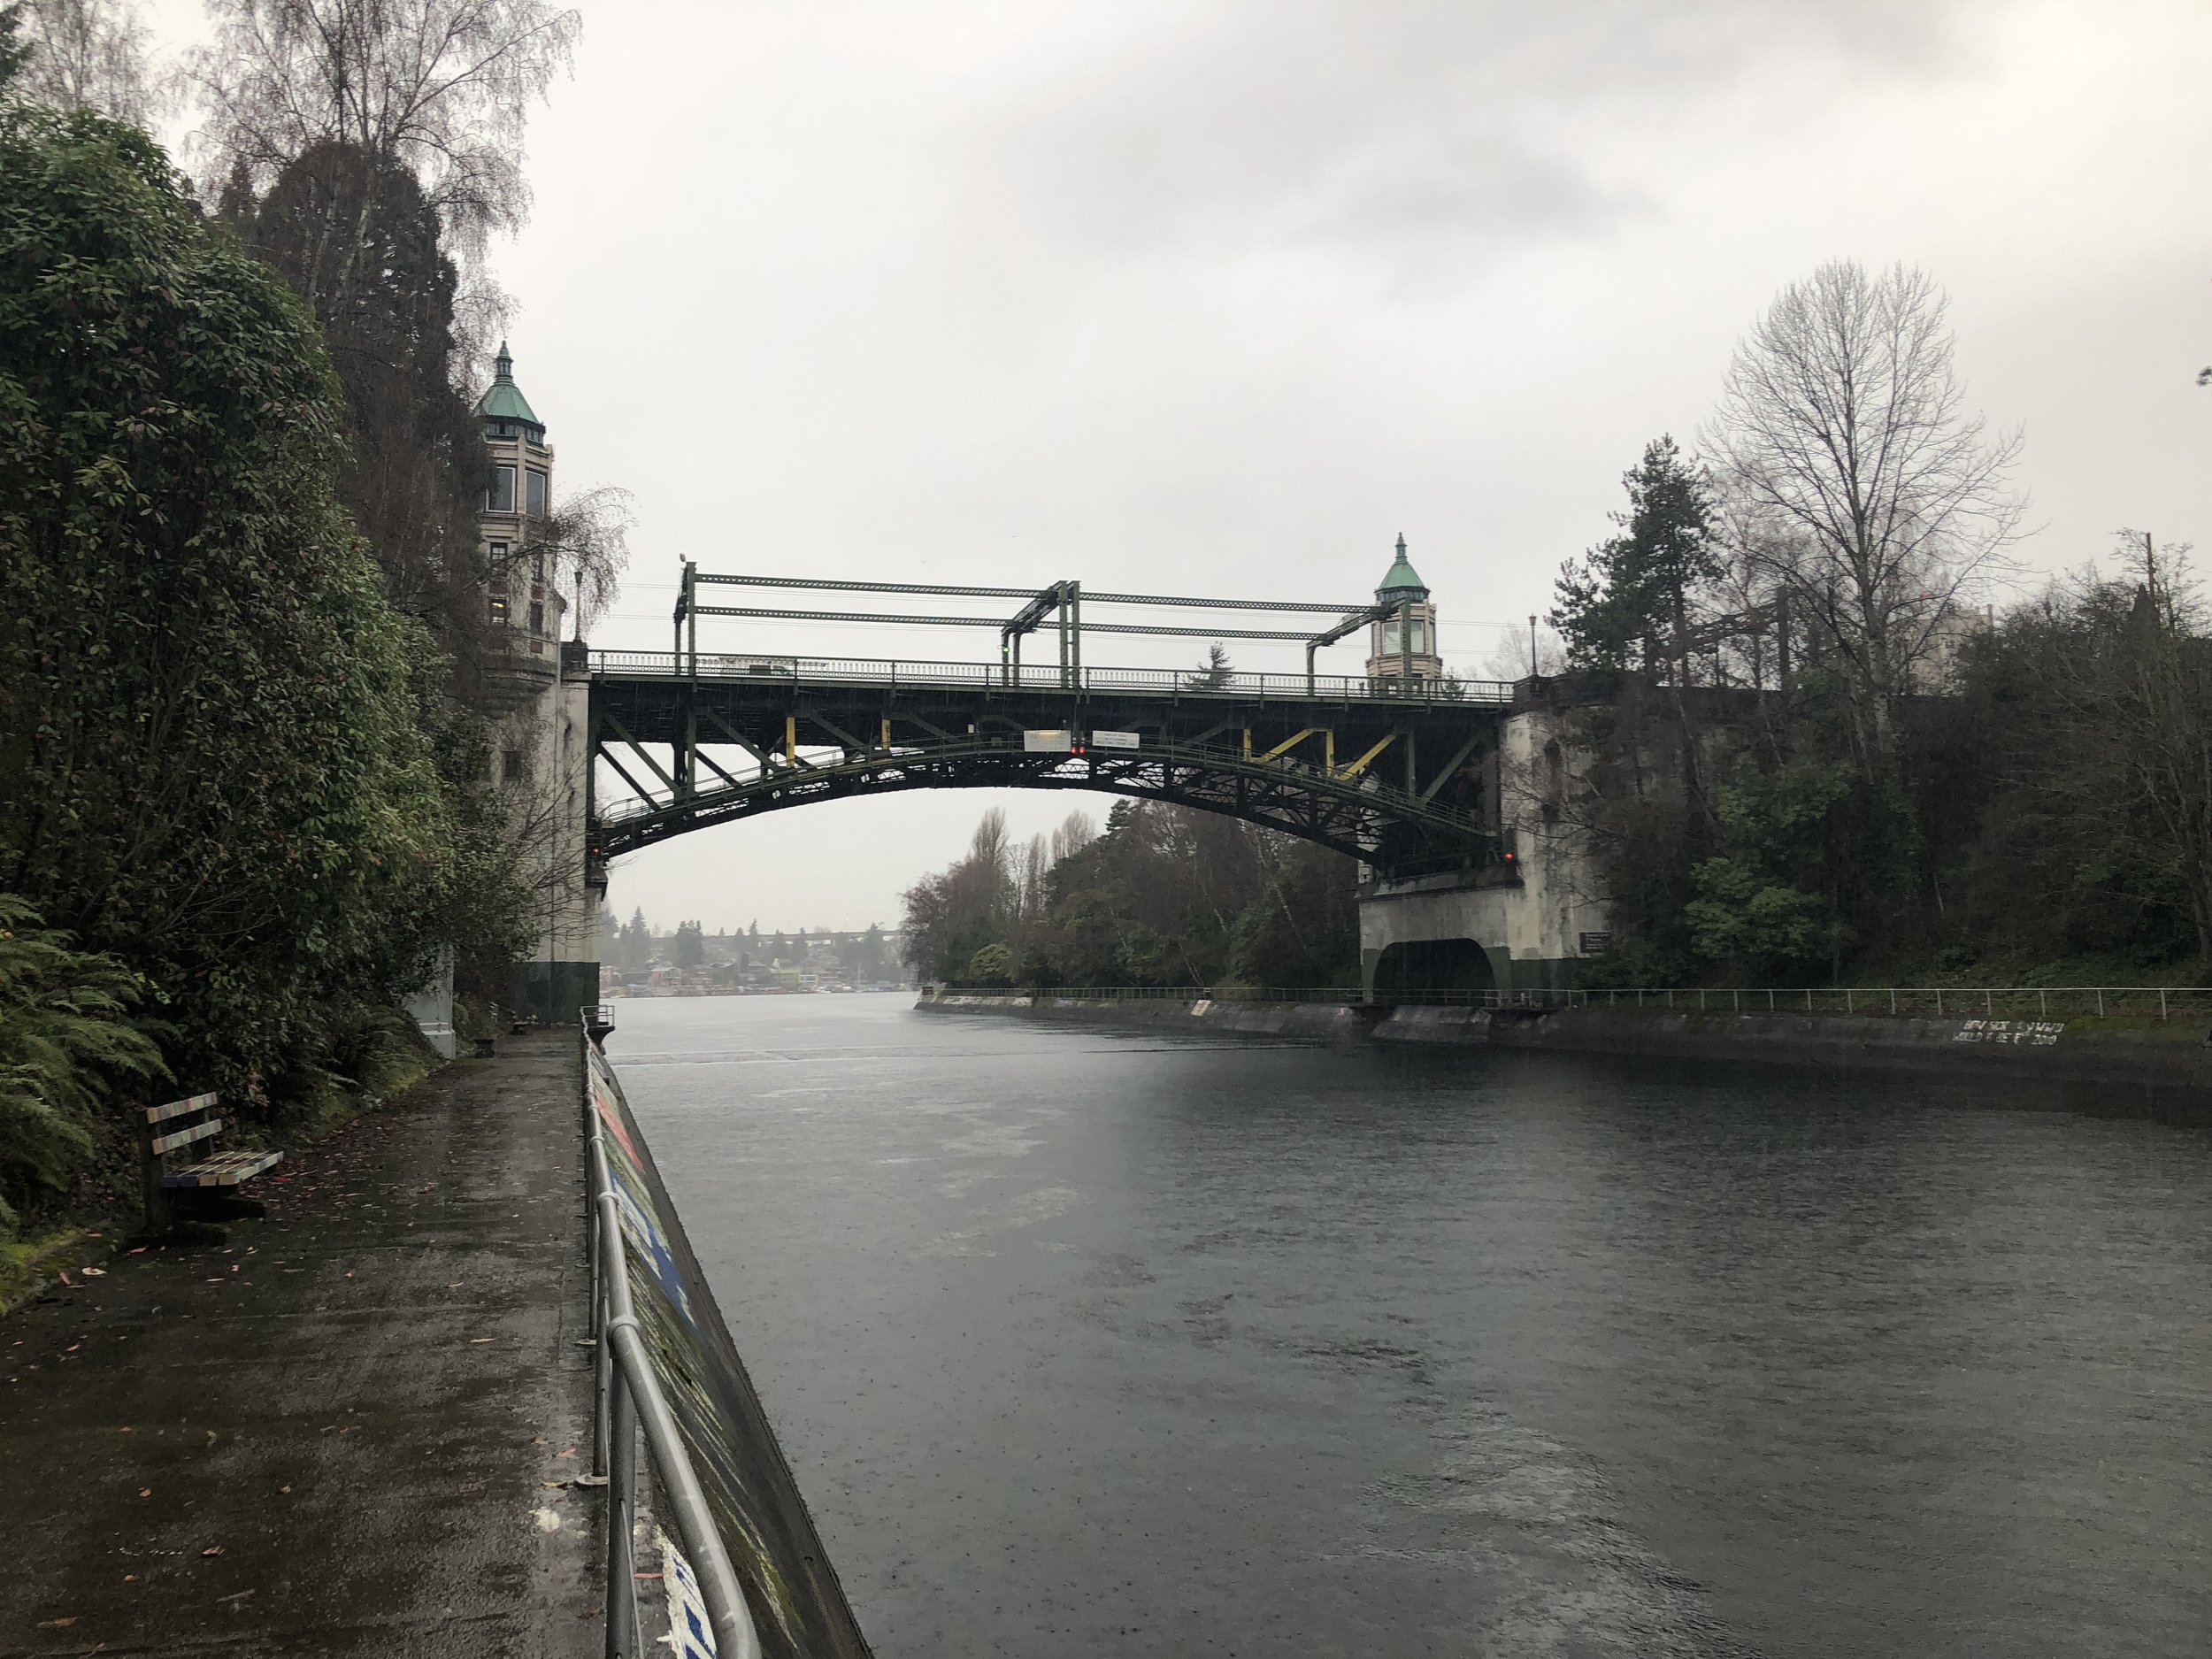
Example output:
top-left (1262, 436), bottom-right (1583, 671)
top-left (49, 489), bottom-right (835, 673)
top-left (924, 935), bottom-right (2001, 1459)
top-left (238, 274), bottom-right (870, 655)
top-left (154, 0), bottom-right (2212, 933)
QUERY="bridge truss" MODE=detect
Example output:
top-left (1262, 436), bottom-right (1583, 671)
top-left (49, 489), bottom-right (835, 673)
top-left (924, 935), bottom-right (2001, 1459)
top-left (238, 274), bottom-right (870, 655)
top-left (588, 572), bottom-right (1523, 879)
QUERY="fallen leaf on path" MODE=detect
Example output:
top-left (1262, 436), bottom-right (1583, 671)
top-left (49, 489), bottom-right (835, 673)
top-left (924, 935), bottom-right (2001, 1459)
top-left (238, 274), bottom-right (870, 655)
top-left (38, 1617), bottom-right (76, 1627)
top-left (81, 1266), bottom-right (106, 1277)
top-left (201, 1546), bottom-right (222, 1557)
top-left (139, 1488), bottom-right (151, 1498)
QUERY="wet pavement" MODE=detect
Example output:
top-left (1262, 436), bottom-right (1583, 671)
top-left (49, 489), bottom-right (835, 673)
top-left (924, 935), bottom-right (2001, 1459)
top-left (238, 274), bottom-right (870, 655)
top-left (0, 1029), bottom-right (602, 1657)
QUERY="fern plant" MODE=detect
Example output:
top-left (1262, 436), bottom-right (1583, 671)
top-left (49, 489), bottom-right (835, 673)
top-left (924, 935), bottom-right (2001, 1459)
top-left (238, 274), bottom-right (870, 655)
top-left (0, 895), bottom-right (166, 1227)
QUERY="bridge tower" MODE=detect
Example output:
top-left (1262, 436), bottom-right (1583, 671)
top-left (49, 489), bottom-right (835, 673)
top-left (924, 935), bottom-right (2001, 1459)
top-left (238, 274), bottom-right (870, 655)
top-left (1364, 535), bottom-right (1443, 690)
top-left (475, 344), bottom-right (600, 1023)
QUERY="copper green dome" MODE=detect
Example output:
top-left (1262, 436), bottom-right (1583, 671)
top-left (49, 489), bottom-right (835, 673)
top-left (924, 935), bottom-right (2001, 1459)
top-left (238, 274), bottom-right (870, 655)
top-left (1376, 534), bottom-right (1427, 600)
top-left (475, 342), bottom-right (542, 433)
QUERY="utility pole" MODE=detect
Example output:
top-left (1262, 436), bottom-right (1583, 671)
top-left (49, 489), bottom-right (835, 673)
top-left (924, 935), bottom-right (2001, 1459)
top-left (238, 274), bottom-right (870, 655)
top-left (1528, 614), bottom-right (1538, 679)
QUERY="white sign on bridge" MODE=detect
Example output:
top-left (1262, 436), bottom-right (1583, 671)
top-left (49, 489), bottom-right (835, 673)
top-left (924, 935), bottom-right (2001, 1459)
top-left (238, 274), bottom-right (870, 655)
top-left (1090, 730), bottom-right (1141, 749)
top-left (1023, 729), bottom-right (1073, 752)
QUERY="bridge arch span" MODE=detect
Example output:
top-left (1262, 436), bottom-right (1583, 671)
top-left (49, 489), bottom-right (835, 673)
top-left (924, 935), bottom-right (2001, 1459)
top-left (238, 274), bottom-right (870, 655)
top-left (587, 660), bottom-right (1509, 880)
top-left (595, 740), bottom-right (1489, 872)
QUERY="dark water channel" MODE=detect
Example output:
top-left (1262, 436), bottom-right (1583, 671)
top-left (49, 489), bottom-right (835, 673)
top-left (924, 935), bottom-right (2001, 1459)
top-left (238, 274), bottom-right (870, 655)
top-left (612, 996), bottom-right (2212, 1657)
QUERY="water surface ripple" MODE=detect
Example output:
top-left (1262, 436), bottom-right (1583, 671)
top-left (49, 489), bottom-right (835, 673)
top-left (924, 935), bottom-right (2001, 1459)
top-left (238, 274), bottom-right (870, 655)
top-left (614, 997), bottom-right (2212, 1657)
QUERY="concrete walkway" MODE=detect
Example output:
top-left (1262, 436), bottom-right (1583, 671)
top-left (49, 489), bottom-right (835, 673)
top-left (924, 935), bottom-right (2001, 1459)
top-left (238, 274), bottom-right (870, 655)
top-left (0, 1030), bottom-right (603, 1657)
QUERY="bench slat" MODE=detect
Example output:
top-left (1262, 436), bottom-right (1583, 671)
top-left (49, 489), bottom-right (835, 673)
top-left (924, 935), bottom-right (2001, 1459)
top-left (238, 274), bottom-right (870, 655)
top-left (163, 1149), bottom-right (283, 1188)
top-left (145, 1091), bottom-right (219, 1125)
top-left (150, 1118), bottom-right (223, 1156)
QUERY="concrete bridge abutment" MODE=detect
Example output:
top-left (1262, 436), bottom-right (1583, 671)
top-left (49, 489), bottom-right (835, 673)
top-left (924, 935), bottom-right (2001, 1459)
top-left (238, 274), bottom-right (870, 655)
top-left (504, 646), bottom-right (602, 1025)
top-left (1359, 703), bottom-right (1610, 996)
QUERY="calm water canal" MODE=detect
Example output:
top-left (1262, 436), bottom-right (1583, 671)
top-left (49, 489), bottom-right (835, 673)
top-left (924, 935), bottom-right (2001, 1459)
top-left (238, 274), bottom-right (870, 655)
top-left (612, 995), bottom-right (2212, 1657)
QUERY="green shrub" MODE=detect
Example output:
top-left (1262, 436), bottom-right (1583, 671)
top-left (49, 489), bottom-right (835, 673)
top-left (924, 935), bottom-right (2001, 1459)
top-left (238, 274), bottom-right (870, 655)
top-left (0, 895), bottom-right (165, 1227)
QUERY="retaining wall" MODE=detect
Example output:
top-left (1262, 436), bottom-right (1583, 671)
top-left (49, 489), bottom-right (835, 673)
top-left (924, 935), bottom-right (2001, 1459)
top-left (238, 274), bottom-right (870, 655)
top-left (917, 990), bottom-right (2212, 1091)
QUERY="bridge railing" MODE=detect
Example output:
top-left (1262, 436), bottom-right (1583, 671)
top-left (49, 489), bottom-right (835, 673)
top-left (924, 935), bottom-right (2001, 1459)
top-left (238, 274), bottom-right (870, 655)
top-left (589, 649), bottom-right (1515, 706)
top-left (933, 985), bottom-right (2212, 1019)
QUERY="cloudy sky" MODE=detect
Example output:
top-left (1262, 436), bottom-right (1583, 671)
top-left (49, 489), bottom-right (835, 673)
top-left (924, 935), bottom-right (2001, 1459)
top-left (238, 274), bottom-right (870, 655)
top-left (155, 0), bottom-right (2212, 932)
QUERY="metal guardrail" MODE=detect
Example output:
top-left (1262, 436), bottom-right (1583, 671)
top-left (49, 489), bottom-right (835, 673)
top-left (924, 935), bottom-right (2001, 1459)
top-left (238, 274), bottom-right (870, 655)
top-left (1564, 986), bottom-right (2212, 1019)
top-left (584, 1023), bottom-right (761, 1659)
top-left (588, 649), bottom-right (1514, 707)
top-left (933, 985), bottom-right (2212, 1018)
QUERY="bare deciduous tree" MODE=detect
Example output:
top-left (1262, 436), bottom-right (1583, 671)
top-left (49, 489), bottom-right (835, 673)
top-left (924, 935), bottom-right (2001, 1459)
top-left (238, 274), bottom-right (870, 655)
top-left (1707, 260), bottom-right (2023, 752)
top-left (10, 0), bottom-right (166, 126)
top-left (1049, 810), bottom-right (1097, 866)
top-left (1017, 833), bottom-right (1049, 922)
top-left (1481, 622), bottom-right (1564, 680)
top-left (187, 0), bottom-right (579, 342)
top-left (526, 481), bottom-right (633, 638)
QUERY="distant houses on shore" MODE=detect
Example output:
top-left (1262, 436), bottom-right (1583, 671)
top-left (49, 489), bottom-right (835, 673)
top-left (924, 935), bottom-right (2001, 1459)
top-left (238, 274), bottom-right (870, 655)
top-left (601, 925), bottom-right (910, 998)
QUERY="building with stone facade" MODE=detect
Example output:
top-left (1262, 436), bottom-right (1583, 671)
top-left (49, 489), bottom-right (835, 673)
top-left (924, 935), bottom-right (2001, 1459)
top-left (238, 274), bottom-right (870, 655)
top-left (474, 345), bottom-right (601, 1020)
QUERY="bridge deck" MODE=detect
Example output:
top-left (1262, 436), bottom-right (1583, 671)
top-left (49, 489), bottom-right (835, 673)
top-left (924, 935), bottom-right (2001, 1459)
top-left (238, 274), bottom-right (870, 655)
top-left (589, 650), bottom-right (1516, 707)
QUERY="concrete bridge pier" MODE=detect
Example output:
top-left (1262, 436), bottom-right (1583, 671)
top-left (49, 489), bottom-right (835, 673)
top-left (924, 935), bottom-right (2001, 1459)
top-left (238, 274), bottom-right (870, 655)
top-left (1359, 702), bottom-right (1610, 997)
top-left (509, 645), bottom-right (602, 1025)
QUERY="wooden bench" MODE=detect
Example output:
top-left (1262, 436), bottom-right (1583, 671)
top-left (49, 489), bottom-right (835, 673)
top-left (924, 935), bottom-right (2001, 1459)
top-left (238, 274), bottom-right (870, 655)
top-left (139, 1092), bottom-right (282, 1233)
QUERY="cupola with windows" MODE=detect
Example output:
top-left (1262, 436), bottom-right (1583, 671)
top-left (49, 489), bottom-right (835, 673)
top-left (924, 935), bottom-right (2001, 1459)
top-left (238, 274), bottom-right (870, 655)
top-left (476, 341), bottom-right (544, 443)
top-left (474, 342), bottom-right (564, 656)
top-left (1365, 534), bottom-right (1443, 689)
top-left (478, 342), bottom-right (553, 519)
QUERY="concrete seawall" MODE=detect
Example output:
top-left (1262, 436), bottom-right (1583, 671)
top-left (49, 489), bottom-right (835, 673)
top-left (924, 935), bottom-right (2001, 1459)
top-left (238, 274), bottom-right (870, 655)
top-left (918, 990), bottom-right (2212, 1092)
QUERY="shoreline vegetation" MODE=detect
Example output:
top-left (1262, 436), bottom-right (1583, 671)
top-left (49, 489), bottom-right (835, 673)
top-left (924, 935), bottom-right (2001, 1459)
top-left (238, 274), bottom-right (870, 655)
top-left (900, 801), bottom-right (1363, 994)
top-left (0, 5), bottom-right (591, 1248)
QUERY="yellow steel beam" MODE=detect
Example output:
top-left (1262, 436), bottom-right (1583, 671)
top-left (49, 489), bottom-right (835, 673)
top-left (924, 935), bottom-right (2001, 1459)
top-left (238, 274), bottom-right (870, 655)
top-left (1252, 727), bottom-right (1321, 765)
top-left (881, 717), bottom-right (893, 751)
top-left (1333, 733), bottom-right (1395, 780)
top-left (785, 715), bottom-right (797, 764)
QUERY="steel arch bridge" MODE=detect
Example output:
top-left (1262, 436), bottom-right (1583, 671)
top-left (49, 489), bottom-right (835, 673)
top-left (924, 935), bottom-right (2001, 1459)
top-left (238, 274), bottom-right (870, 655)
top-left (588, 657), bottom-right (1517, 880)
top-left (583, 567), bottom-right (1523, 883)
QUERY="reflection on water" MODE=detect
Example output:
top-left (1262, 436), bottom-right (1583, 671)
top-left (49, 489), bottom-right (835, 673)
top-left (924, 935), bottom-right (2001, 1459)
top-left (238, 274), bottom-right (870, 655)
top-left (613, 996), bottom-right (2212, 1657)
